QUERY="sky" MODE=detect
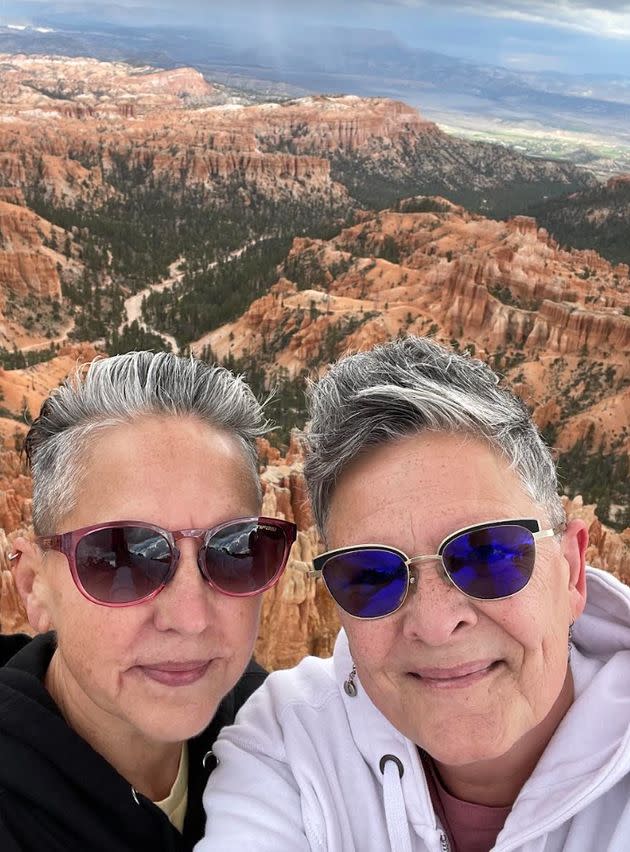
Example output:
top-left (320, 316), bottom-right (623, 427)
top-left (4, 0), bottom-right (630, 75)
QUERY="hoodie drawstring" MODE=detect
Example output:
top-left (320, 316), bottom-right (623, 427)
top-left (380, 755), bottom-right (414, 852)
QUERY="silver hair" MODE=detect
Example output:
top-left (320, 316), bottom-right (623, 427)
top-left (304, 336), bottom-right (565, 538)
top-left (25, 351), bottom-right (267, 535)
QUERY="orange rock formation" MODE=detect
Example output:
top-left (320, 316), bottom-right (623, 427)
top-left (0, 55), bottom-right (215, 117)
top-left (0, 57), bottom-right (362, 206)
top-left (0, 200), bottom-right (65, 297)
top-left (197, 203), bottom-right (629, 458)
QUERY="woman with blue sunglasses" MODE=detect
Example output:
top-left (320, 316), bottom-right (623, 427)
top-left (1, 352), bottom-right (296, 852)
top-left (198, 336), bottom-right (630, 852)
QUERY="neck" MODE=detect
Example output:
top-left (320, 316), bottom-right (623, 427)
top-left (434, 668), bottom-right (574, 807)
top-left (45, 649), bottom-right (182, 801)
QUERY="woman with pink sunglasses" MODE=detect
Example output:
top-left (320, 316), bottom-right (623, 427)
top-left (0, 351), bottom-right (295, 852)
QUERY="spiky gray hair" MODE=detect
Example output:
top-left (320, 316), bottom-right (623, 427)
top-left (304, 336), bottom-right (565, 538)
top-left (25, 351), bottom-right (267, 534)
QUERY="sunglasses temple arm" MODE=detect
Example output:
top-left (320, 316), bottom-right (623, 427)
top-left (294, 562), bottom-right (321, 578)
top-left (36, 535), bottom-right (63, 550)
top-left (533, 528), bottom-right (556, 540)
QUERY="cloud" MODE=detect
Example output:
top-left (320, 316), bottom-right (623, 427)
top-left (7, 0), bottom-right (630, 39)
top-left (383, 0), bottom-right (630, 37)
top-left (480, 3), bottom-right (630, 38)
top-left (388, 0), bottom-right (630, 9)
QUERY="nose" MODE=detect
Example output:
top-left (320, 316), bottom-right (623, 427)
top-left (401, 558), bottom-right (478, 645)
top-left (152, 538), bottom-right (214, 635)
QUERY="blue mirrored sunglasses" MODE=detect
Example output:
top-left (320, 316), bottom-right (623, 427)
top-left (311, 518), bottom-right (559, 620)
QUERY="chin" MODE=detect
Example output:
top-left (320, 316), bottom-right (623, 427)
top-left (428, 743), bottom-right (502, 767)
top-left (425, 728), bottom-right (516, 767)
top-left (134, 703), bottom-right (220, 744)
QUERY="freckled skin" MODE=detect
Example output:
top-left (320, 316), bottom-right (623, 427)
top-left (326, 432), bottom-right (587, 802)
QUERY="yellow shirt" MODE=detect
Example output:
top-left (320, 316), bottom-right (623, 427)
top-left (154, 743), bottom-right (189, 833)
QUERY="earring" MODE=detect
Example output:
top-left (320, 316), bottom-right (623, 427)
top-left (568, 621), bottom-right (574, 662)
top-left (344, 663), bottom-right (358, 697)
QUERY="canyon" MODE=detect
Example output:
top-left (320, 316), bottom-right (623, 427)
top-left (0, 57), bottom-right (592, 219)
top-left (0, 63), bottom-right (590, 215)
top-left (195, 200), bottom-right (629, 461)
top-left (0, 54), bottom-right (628, 667)
top-left (0, 54), bottom-right (596, 351)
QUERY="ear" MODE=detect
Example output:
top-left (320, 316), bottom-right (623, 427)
top-left (561, 519), bottom-right (589, 622)
top-left (11, 537), bottom-right (54, 634)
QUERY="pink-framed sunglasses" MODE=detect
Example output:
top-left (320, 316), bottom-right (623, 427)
top-left (11, 516), bottom-right (296, 607)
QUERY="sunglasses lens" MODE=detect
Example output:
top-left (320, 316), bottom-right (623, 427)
top-left (441, 524), bottom-right (535, 600)
top-left (204, 520), bottom-right (290, 595)
top-left (75, 526), bottom-right (172, 604)
top-left (322, 549), bottom-right (408, 618)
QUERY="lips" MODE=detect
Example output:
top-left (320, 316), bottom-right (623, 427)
top-left (136, 659), bottom-right (212, 687)
top-left (410, 660), bottom-right (501, 689)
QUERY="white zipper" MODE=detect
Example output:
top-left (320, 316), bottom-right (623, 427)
top-left (439, 831), bottom-right (450, 852)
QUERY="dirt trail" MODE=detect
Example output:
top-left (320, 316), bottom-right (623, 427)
top-left (119, 256), bottom-right (184, 353)
top-left (18, 317), bottom-right (75, 353)
top-left (16, 238), bottom-right (266, 358)
top-left (120, 238), bottom-right (268, 355)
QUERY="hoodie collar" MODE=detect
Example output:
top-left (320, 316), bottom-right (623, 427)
top-left (498, 568), bottom-right (630, 847)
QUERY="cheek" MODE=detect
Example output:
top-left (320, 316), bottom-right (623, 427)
top-left (222, 597), bottom-right (263, 656)
top-left (489, 557), bottom-right (567, 654)
top-left (59, 610), bottom-right (130, 657)
top-left (489, 583), bottom-right (570, 705)
top-left (53, 593), bottom-right (145, 689)
top-left (490, 604), bottom-right (543, 654)
top-left (341, 615), bottom-right (397, 676)
top-left (40, 554), bottom-right (78, 624)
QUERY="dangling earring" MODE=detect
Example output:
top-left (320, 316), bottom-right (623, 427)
top-left (568, 621), bottom-right (574, 662)
top-left (344, 663), bottom-right (358, 697)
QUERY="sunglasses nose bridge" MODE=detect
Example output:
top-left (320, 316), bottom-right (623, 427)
top-left (406, 553), bottom-right (450, 591)
top-left (172, 530), bottom-right (206, 545)
top-left (408, 553), bottom-right (442, 565)
top-left (169, 531), bottom-right (207, 580)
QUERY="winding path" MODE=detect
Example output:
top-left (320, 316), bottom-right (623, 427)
top-left (119, 237), bottom-right (268, 355)
top-left (119, 257), bottom-right (184, 353)
top-left (19, 317), bottom-right (75, 353)
top-left (17, 237), bottom-right (268, 358)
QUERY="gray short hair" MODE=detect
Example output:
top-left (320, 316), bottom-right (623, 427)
top-left (25, 351), bottom-right (267, 535)
top-left (304, 336), bottom-right (565, 537)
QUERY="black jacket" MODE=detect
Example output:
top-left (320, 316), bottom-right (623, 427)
top-left (0, 632), bottom-right (266, 851)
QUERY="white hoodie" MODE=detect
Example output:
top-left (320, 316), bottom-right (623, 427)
top-left (197, 568), bottom-right (630, 852)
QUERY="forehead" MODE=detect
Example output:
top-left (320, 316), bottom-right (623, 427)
top-left (60, 415), bottom-right (259, 531)
top-left (325, 432), bottom-right (538, 548)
